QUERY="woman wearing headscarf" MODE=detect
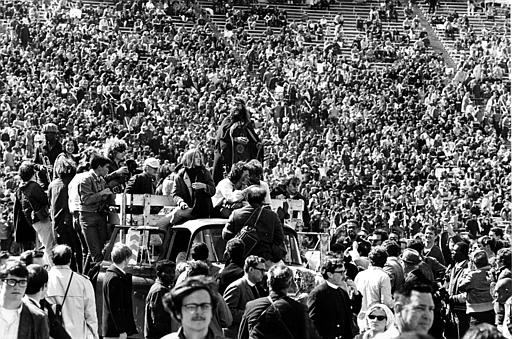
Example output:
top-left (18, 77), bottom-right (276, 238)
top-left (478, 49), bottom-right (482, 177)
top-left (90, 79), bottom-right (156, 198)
top-left (356, 303), bottom-right (396, 339)
top-left (170, 149), bottom-right (215, 225)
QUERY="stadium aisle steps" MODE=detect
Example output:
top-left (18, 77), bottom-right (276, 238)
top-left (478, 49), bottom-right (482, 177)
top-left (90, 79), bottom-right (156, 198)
top-left (197, 0), bottom-right (426, 63)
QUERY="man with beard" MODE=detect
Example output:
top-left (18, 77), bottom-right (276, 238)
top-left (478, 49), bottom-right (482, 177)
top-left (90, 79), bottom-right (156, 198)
top-left (212, 98), bottom-right (263, 184)
top-left (445, 241), bottom-right (470, 338)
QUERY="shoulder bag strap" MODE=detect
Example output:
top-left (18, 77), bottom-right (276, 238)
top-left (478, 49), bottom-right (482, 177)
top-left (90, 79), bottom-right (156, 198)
top-left (267, 296), bottom-right (294, 339)
top-left (61, 272), bottom-right (74, 306)
top-left (252, 207), bottom-right (263, 228)
top-left (243, 207), bottom-right (259, 226)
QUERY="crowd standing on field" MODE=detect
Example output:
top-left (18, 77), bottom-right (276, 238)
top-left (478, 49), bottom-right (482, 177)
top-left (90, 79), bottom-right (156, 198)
top-left (0, 0), bottom-right (510, 338)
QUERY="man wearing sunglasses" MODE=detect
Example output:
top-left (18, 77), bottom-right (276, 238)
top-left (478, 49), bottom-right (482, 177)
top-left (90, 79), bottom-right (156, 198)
top-left (0, 260), bottom-right (49, 339)
top-left (308, 256), bottom-right (361, 339)
top-left (223, 255), bottom-right (266, 339)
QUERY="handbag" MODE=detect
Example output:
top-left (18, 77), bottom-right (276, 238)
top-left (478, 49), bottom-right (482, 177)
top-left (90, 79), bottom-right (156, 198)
top-left (235, 207), bottom-right (263, 257)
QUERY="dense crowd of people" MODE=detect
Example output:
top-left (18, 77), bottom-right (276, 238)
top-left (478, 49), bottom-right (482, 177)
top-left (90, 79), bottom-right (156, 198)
top-left (0, 0), bottom-right (510, 338)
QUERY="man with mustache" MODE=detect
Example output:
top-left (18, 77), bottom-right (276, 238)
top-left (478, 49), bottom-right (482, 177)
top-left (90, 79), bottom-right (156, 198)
top-left (162, 276), bottom-right (224, 339)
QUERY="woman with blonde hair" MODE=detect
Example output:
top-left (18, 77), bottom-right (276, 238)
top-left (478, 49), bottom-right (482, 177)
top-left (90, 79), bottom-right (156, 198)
top-left (356, 303), bottom-right (396, 339)
top-left (166, 149), bottom-right (215, 226)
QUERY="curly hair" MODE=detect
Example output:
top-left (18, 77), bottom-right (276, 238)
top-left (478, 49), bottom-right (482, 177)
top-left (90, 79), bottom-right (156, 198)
top-left (227, 161), bottom-right (247, 183)
top-left (104, 138), bottom-right (127, 160)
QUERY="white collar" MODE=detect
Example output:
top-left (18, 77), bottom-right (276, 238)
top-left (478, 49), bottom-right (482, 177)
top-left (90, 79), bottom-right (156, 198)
top-left (325, 280), bottom-right (341, 290)
top-left (245, 276), bottom-right (256, 287)
top-left (25, 296), bottom-right (40, 308)
top-left (114, 263), bottom-right (126, 275)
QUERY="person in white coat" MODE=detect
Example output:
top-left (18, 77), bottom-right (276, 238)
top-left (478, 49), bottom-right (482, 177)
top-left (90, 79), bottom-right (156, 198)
top-left (46, 245), bottom-right (98, 339)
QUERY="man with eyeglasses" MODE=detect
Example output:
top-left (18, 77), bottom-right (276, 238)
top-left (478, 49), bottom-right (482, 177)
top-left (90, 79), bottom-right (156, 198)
top-left (308, 256), bottom-right (361, 339)
top-left (162, 276), bottom-right (221, 339)
top-left (0, 260), bottom-right (49, 339)
top-left (223, 255), bottom-right (266, 339)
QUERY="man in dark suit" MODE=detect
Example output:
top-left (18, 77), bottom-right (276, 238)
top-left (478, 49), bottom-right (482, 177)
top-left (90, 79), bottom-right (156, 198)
top-left (222, 186), bottom-right (285, 263)
top-left (308, 256), bottom-right (362, 339)
top-left (218, 238), bottom-right (246, 294)
top-left (102, 244), bottom-right (137, 339)
top-left (144, 260), bottom-right (177, 339)
top-left (445, 241), bottom-right (470, 338)
top-left (125, 157), bottom-right (159, 194)
top-left (239, 263), bottom-right (311, 339)
top-left (223, 255), bottom-right (266, 338)
top-left (0, 260), bottom-right (49, 339)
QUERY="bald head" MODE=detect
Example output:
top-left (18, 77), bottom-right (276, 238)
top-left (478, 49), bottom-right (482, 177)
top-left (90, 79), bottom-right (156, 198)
top-left (52, 245), bottom-right (72, 266)
top-left (246, 186), bottom-right (266, 206)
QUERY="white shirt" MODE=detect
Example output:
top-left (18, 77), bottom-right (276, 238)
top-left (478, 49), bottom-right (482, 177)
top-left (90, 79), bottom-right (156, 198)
top-left (211, 178), bottom-right (245, 208)
top-left (354, 266), bottom-right (394, 312)
top-left (0, 305), bottom-right (22, 339)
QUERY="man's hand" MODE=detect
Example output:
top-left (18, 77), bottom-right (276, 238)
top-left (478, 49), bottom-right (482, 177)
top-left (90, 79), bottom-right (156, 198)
top-left (113, 166), bottom-right (129, 177)
top-left (234, 136), bottom-right (249, 144)
top-left (100, 188), bottom-right (113, 196)
top-left (346, 279), bottom-right (359, 296)
top-left (191, 182), bottom-right (206, 190)
top-left (179, 202), bottom-right (189, 210)
top-left (119, 332), bottom-right (127, 339)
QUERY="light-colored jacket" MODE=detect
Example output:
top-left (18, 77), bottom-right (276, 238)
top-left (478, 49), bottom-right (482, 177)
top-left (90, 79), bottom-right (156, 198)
top-left (354, 266), bottom-right (394, 313)
top-left (68, 170), bottom-right (108, 213)
top-left (46, 265), bottom-right (99, 339)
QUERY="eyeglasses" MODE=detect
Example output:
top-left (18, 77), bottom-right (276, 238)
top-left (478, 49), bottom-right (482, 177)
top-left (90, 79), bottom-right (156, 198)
top-left (182, 303), bottom-right (212, 313)
top-left (333, 269), bottom-right (346, 274)
top-left (2, 279), bottom-right (28, 287)
top-left (368, 314), bottom-right (387, 321)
